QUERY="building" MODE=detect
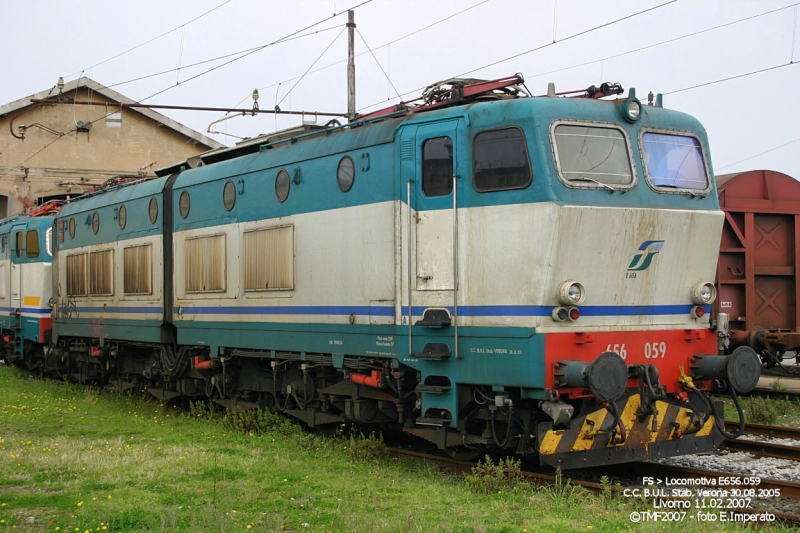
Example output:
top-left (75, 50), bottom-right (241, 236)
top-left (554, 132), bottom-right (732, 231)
top-left (0, 77), bottom-right (225, 217)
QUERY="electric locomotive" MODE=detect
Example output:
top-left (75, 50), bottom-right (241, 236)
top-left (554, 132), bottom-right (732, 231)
top-left (0, 208), bottom-right (56, 370)
top-left (42, 74), bottom-right (761, 468)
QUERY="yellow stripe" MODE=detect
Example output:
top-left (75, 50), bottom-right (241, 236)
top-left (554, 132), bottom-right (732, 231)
top-left (573, 407), bottom-right (609, 451)
top-left (539, 430), bottom-right (564, 455)
top-left (696, 415), bottom-right (715, 437)
top-left (616, 395), bottom-right (640, 446)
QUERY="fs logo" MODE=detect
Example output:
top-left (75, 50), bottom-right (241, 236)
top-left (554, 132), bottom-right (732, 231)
top-left (627, 240), bottom-right (665, 271)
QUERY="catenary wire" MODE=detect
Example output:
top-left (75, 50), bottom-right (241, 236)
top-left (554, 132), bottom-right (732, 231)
top-left (453, 0), bottom-right (677, 78)
top-left (523, 2), bottom-right (800, 81)
top-left (0, 2), bottom-right (370, 178)
top-left (663, 61), bottom-right (799, 95)
top-left (357, 0), bottom-right (677, 112)
top-left (139, 0), bottom-right (371, 103)
top-left (65, 0), bottom-right (234, 78)
top-left (716, 137), bottom-right (800, 171)
top-left (356, 27), bottom-right (402, 101)
top-left (103, 25), bottom-right (344, 90)
top-left (276, 27), bottom-right (347, 108)
top-left (225, 0), bottom-right (490, 110)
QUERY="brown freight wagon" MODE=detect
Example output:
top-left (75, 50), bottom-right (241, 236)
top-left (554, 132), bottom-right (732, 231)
top-left (715, 169), bottom-right (800, 366)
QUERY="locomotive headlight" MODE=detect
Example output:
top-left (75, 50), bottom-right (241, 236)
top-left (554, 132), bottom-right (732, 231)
top-left (557, 281), bottom-right (586, 306)
top-left (620, 97), bottom-right (642, 123)
top-left (691, 282), bottom-right (717, 305)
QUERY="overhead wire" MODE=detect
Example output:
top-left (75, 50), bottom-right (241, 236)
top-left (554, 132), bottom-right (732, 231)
top-left (664, 61), bottom-right (800, 95)
top-left (276, 26), bottom-right (347, 108)
top-left (226, 0), bottom-right (491, 110)
top-left (102, 25), bottom-right (344, 90)
top-left (1, 3), bottom-right (368, 182)
top-left (138, 0), bottom-right (372, 102)
top-left (523, 2), bottom-right (800, 81)
top-left (65, 0), bottom-right (234, 78)
top-left (453, 0), bottom-right (677, 79)
top-left (716, 137), bottom-right (800, 171)
top-left (356, 27), bottom-right (402, 101)
top-left (357, 0), bottom-right (678, 112)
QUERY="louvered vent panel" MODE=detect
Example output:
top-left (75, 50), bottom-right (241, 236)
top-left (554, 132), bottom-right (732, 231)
top-left (244, 226), bottom-right (294, 290)
top-left (185, 234), bottom-right (226, 292)
top-left (123, 244), bottom-right (153, 295)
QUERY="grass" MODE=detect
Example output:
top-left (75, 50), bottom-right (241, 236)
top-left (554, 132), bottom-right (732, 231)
top-left (721, 392), bottom-right (800, 427)
top-left (0, 364), bottom-right (792, 533)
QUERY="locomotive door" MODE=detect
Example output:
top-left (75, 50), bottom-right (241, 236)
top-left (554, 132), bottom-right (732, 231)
top-left (9, 226), bottom-right (26, 311)
top-left (406, 120), bottom-right (461, 293)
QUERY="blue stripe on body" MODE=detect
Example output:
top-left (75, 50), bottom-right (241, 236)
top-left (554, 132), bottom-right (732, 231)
top-left (74, 306), bottom-right (163, 314)
top-left (0, 307), bottom-right (51, 315)
top-left (171, 304), bottom-right (710, 318)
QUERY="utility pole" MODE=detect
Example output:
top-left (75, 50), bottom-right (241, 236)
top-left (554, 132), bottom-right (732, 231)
top-left (347, 10), bottom-right (356, 122)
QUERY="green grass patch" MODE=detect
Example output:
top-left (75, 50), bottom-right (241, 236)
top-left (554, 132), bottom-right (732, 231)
top-left (0, 363), bottom-right (778, 532)
top-left (721, 393), bottom-right (800, 426)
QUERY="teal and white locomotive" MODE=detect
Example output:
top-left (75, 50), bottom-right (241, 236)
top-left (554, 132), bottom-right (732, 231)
top-left (8, 75), bottom-right (761, 468)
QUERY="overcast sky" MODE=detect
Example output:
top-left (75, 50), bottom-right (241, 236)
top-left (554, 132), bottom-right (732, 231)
top-left (2, 0), bottom-right (798, 179)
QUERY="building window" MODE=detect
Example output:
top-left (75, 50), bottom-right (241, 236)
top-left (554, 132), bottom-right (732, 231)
top-left (185, 234), bottom-right (226, 292)
top-left (106, 112), bottom-right (122, 128)
top-left (244, 226), bottom-right (294, 291)
top-left (473, 127), bottom-right (532, 192)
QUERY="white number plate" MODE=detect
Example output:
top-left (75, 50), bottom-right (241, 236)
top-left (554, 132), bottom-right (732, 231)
top-left (605, 342), bottom-right (668, 360)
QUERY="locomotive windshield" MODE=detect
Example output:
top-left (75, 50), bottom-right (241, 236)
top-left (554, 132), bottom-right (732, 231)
top-left (552, 124), bottom-right (633, 188)
top-left (641, 132), bottom-right (709, 191)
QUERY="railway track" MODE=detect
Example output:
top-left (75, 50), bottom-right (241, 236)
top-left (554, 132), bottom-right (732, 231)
top-left (724, 422), bottom-right (800, 461)
top-left (388, 448), bottom-right (800, 526)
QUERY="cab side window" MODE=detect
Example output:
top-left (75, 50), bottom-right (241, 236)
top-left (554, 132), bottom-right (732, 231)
top-left (26, 230), bottom-right (39, 258)
top-left (422, 137), bottom-right (453, 197)
top-left (473, 127), bottom-right (532, 192)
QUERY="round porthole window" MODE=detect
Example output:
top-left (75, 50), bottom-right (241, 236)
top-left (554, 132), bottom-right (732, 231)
top-left (118, 204), bottom-right (127, 229)
top-left (275, 169), bottom-right (290, 202)
top-left (223, 180), bottom-right (236, 211)
top-left (179, 190), bottom-right (191, 219)
top-left (92, 212), bottom-right (100, 234)
top-left (149, 197), bottom-right (158, 224)
top-left (69, 218), bottom-right (76, 238)
top-left (337, 156), bottom-right (355, 192)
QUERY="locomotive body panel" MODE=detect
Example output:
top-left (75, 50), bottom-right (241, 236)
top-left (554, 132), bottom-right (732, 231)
top-left (53, 177), bottom-right (169, 344)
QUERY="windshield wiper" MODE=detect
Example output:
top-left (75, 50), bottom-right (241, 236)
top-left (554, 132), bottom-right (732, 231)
top-left (658, 183), bottom-right (700, 198)
top-left (570, 177), bottom-right (617, 192)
